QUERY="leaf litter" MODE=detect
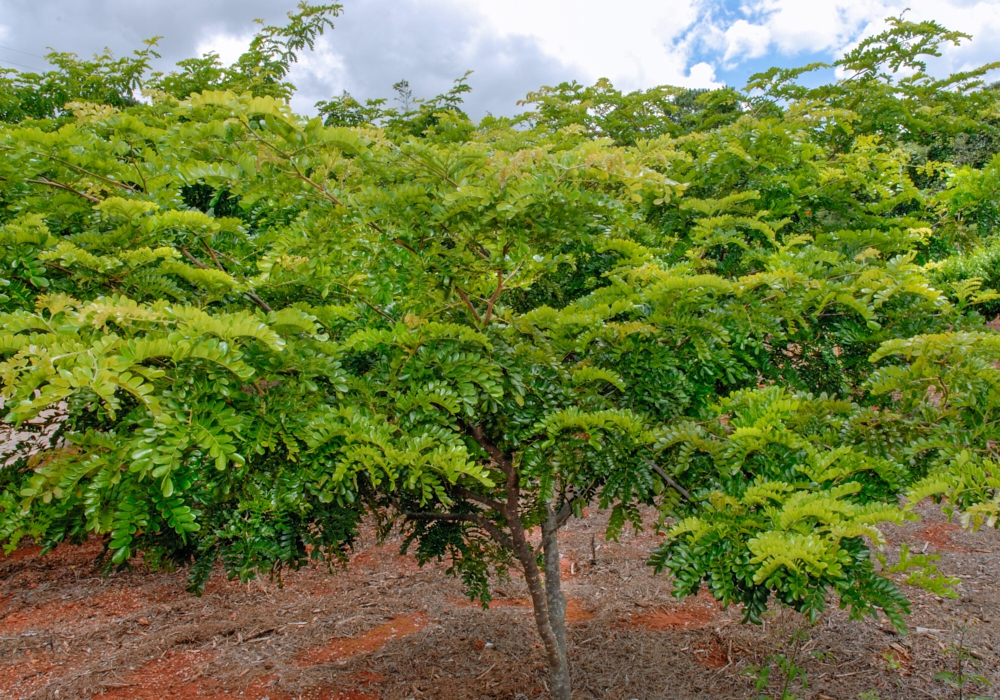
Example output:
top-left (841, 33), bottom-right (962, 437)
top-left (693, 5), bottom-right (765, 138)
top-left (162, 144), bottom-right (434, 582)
top-left (1, 503), bottom-right (998, 699)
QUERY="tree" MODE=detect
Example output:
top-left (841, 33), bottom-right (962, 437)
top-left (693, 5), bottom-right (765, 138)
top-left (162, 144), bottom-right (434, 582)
top-left (519, 78), bottom-right (744, 144)
top-left (0, 42), bottom-right (159, 124)
top-left (1, 8), bottom-right (999, 699)
top-left (152, 2), bottom-right (342, 100)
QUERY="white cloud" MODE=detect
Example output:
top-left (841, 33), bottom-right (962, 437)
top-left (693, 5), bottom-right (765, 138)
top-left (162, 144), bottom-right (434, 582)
top-left (686, 61), bottom-right (718, 85)
top-left (745, 0), bottom-right (873, 54)
top-left (721, 19), bottom-right (771, 65)
top-left (195, 32), bottom-right (253, 66)
top-left (166, 0), bottom-right (1000, 114)
top-left (467, 0), bottom-right (715, 90)
top-left (1, 0), bottom-right (997, 119)
top-left (279, 0), bottom-right (586, 118)
top-left (700, 0), bottom-right (1000, 79)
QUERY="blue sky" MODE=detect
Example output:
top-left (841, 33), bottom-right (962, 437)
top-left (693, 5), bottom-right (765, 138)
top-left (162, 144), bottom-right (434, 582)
top-left (1, 0), bottom-right (998, 118)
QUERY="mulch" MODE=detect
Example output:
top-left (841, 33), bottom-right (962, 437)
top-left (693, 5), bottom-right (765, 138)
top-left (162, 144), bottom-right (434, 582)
top-left (1, 502), bottom-right (998, 699)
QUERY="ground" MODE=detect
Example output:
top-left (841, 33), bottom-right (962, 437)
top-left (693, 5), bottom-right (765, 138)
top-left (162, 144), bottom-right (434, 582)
top-left (1, 502), bottom-right (997, 700)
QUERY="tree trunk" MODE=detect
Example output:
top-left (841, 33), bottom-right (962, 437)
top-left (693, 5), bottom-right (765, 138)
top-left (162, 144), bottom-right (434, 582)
top-left (507, 508), bottom-right (572, 700)
top-left (465, 425), bottom-right (573, 699)
top-left (542, 507), bottom-right (570, 694)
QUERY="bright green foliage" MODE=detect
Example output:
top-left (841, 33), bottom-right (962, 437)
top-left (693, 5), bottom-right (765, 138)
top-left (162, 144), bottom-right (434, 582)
top-left (0, 6), bottom-right (998, 653)
top-left (878, 543), bottom-right (960, 598)
top-left (152, 3), bottom-right (342, 101)
top-left (867, 333), bottom-right (1000, 532)
top-left (519, 79), bottom-right (743, 144)
top-left (0, 43), bottom-right (159, 123)
top-left (649, 388), bottom-right (913, 627)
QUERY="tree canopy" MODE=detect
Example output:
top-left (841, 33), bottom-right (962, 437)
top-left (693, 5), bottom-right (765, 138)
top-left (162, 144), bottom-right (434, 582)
top-left (1, 6), bottom-right (999, 698)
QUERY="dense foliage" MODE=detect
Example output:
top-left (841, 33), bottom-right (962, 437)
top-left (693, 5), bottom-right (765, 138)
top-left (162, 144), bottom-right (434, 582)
top-left (1, 5), bottom-right (998, 697)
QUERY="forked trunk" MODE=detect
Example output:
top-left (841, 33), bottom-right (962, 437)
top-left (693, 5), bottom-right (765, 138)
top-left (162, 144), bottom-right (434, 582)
top-left (505, 502), bottom-right (572, 700)
top-left (476, 424), bottom-right (573, 700)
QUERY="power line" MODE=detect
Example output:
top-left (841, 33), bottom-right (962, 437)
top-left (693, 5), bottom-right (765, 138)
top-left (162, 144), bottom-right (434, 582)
top-left (0, 44), bottom-right (47, 60)
top-left (0, 56), bottom-right (43, 71)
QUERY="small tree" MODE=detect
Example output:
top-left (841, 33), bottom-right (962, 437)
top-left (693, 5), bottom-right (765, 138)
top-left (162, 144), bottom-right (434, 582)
top-left (2, 7), bottom-right (1000, 699)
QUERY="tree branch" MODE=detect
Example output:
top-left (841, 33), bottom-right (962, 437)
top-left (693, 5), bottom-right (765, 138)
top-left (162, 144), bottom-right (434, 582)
top-left (404, 511), bottom-right (514, 551)
top-left (241, 121), bottom-right (404, 247)
top-left (644, 458), bottom-right (692, 502)
top-left (39, 153), bottom-right (141, 193)
top-left (481, 260), bottom-right (524, 327)
top-left (244, 291), bottom-right (273, 314)
top-left (463, 423), bottom-right (515, 479)
top-left (454, 286), bottom-right (483, 325)
top-left (0, 145), bottom-right (140, 194)
top-left (450, 484), bottom-right (506, 513)
top-left (403, 150), bottom-right (460, 188)
top-left (200, 239), bottom-right (227, 271)
top-left (474, 515), bottom-right (515, 551)
top-left (5, 176), bottom-right (103, 203)
top-left (405, 512), bottom-right (474, 522)
top-left (178, 246), bottom-right (209, 269)
top-left (554, 501), bottom-right (574, 529)
top-left (178, 246), bottom-right (273, 313)
top-left (393, 237), bottom-right (417, 255)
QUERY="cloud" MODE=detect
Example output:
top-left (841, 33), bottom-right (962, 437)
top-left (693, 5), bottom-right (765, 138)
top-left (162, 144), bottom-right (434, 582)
top-left (721, 20), bottom-right (771, 65)
top-left (0, 0), bottom-right (585, 118)
top-left (468, 0), bottom-right (716, 90)
top-left (0, 0), bottom-right (996, 120)
top-left (694, 0), bottom-right (1000, 80)
top-left (686, 61), bottom-right (719, 85)
top-left (195, 32), bottom-right (255, 68)
top-left (0, 0), bottom-right (290, 71)
top-left (281, 0), bottom-right (583, 118)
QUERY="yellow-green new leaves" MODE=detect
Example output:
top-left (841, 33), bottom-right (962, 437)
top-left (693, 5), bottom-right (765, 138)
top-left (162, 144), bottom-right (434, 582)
top-left (862, 333), bottom-right (1000, 536)
top-left (0, 22), bottom-right (997, 634)
top-left (182, 91), bottom-right (369, 164)
top-left (906, 451), bottom-right (1000, 532)
top-left (0, 297), bottom-right (280, 423)
top-left (651, 387), bottom-right (916, 626)
top-left (7, 198), bottom-right (252, 303)
top-left (303, 408), bottom-right (494, 508)
top-left (667, 475), bottom-right (905, 588)
top-left (570, 366), bottom-right (626, 391)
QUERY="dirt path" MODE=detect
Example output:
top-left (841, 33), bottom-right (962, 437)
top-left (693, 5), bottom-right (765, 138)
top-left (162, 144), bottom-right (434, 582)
top-left (1, 503), bottom-right (998, 699)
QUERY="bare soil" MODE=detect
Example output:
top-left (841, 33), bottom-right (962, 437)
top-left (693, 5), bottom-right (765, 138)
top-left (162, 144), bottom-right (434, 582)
top-left (1, 502), bottom-right (998, 700)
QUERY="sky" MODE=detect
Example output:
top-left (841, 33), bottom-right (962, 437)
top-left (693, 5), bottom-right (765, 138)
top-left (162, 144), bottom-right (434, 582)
top-left (0, 0), bottom-right (998, 118)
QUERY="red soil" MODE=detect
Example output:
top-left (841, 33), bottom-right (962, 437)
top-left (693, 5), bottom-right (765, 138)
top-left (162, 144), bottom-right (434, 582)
top-left (97, 654), bottom-right (380, 700)
top-left (98, 652), bottom-right (222, 700)
top-left (93, 620), bottom-right (417, 700)
top-left (3, 588), bottom-right (146, 635)
top-left (630, 592), bottom-right (721, 631)
top-left (484, 597), bottom-right (530, 608)
top-left (4, 502), bottom-right (998, 700)
top-left (914, 521), bottom-right (963, 552)
top-left (693, 639), bottom-right (728, 669)
top-left (347, 548), bottom-right (420, 573)
top-left (450, 596), bottom-right (593, 624)
top-left (565, 599), bottom-right (594, 623)
top-left (296, 614), bottom-right (428, 667)
top-left (1, 654), bottom-right (59, 694)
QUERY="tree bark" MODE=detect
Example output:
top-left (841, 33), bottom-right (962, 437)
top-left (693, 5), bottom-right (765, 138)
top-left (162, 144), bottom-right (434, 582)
top-left (542, 506), bottom-right (570, 696)
top-left (464, 424), bottom-right (572, 699)
top-left (506, 501), bottom-right (571, 700)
